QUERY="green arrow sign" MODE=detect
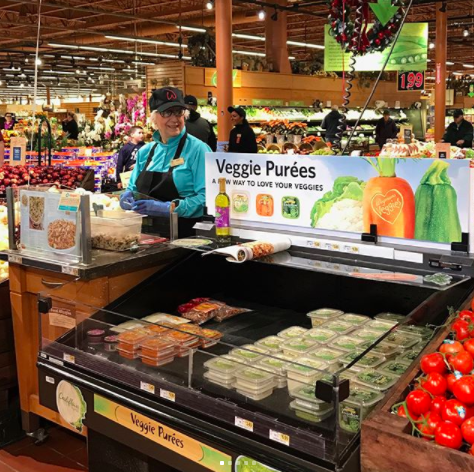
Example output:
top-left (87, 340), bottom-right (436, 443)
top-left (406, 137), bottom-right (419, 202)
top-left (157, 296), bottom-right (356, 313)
top-left (370, 0), bottom-right (399, 26)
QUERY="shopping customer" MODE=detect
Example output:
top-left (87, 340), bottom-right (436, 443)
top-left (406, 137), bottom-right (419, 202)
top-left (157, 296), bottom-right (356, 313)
top-left (1, 113), bottom-right (16, 130)
top-left (321, 106), bottom-right (342, 144)
top-left (184, 95), bottom-right (217, 151)
top-left (120, 87), bottom-right (210, 236)
top-left (115, 126), bottom-right (145, 187)
top-left (228, 106), bottom-right (258, 154)
top-left (62, 112), bottom-right (79, 140)
top-left (442, 109), bottom-right (473, 148)
top-left (375, 110), bottom-right (398, 149)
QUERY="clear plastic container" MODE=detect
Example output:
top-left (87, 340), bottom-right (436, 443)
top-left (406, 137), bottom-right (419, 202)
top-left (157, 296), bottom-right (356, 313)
top-left (254, 358), bottom-right (287, 388)
top-left (304, 328), bottom-right (337, 344)
top-left (375, 312), bottom-right (405, 323)
top-left (142, 313), bottom-right (190, 325)
top-left (383, 332), bottom-right (419, 350)
top-left (204, 371), bottom-right (236, 389)
top-left (286, 357), bottom-right (327, 392)
top-left (329, 336), bottom-right (365, 352)
top-left (322, 320), bottom-right (355, 336)
top-left (352, 329), bottom-right (385, 343)
top-left (91, 213), bottom-right (144, 251)
top-left (340, 350), bottom-right (386, 372)
top-left (111, 320), bottom-right (148, 333)
top-left (255, 336), bottom-right (285, 352)
top-left (234, 367), bottom-right (275, 390)
top-left (365, 320), bottom-right (397, 332)
top-left (307, 308), bottom-right (344, 327)
top-left (117, 346), bottom-right (141, 360)
top-left (378, 359), bottom-right (411, 377)
top-left (289, 400), bottom-right (333, 423)
top-left (282, 338), bottom-right (318, 358)
top-left (359, 340), bottom-right (401, 359)
top-left (339, 385), bottom-right (384, 433)
top-left (290, 384), bottom-right (333, 412)
top-left (204, 356), bottom-right (244, 380)
top-left (307, 347), bottom-right (346, 370)
top-left (397, 325), bottom-right (434, 340)
top-left (199, 329), bottom-right (223, 348)
top-left (236, 386), bottom-right (274, 401)
top-left (140, 338), bottom-right (177, 359)
top-left (354, 369), bottom-right (398, 392)
top-left (338, 314), bottom-right (370, 327)
top-left (397, 346), bottom-right (424, 363)
top-left (117, 330), bottom-right (150, 351)
top-left (277, 326), bottom-right (308, 339)
top-left (228, 345), bottom-right (269, 363)
top-left (140, 354), bottom-right (175, 367)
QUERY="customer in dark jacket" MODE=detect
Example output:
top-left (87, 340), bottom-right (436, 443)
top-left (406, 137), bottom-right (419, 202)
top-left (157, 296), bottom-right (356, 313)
top-left (228, 106), bottom-right (258, 154)
top-left (184, 95), bottom-right (217, 151)
top-left (442, 109), bottom-right (473, 148)
top-left (321, 106), bottom-right (342, 144)
top-left (116, 126), bottom-right (145, 187)
top-left (62, 112), bottom-right (79, 140)
top-left (375, 110), bottom-right (398, 148)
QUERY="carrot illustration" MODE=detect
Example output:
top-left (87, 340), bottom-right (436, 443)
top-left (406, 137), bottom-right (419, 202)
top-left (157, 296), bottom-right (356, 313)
top-left (363, 158), bottom-right (415, 239)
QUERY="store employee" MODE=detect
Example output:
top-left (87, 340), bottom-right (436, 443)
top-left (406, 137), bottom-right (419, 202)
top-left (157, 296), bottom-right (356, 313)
top-left (442, 109), bottom-right (473, 148)
top-left (120, 87), bottom-right (210, 235)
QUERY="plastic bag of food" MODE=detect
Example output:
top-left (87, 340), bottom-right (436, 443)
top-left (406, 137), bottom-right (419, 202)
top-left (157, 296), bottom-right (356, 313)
top-left (178, 298), bottom-right (250, 324)
top-left (214, 304), bottom-right (250, 322)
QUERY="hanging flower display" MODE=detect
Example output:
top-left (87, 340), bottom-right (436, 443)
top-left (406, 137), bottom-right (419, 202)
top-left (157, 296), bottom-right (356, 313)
top-left (328, 0), bottom-right (405, 55)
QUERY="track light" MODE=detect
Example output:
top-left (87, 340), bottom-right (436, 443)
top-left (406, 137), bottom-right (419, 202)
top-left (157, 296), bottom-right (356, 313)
top-left (464, 29), bottom-right (470, 37)
top-left (35, 58), bottom-right (42, 66)
top-left (271, 9), bottom-right (278, 21)
top-left (206, 1), bottom-right (213, 10)
top-left (258, 10), bottom-right (265, 20)
top-left (429, 42), bottom-right (435, 49)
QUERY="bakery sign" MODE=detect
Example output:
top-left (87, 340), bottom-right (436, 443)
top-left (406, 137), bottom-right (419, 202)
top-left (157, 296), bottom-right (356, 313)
top-left (205, 153), bottom-right (472, 248)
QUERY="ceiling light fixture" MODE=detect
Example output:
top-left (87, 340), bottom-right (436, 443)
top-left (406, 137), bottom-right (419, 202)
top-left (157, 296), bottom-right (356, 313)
top-left (429, 42), bottom-right (435, 49)
top-left (258, 10), bottom-right (265, 20)
top-left (104, 35), bottom-right (188, 48)
top-left (463, 64), bottom-right (474, 68)
top-left (206, 1), bottom-right (214, 10)
top-left (232, 33), bottom-right (265, 41)
top-left (464, 28), bottom-right (470, 37)
top-left (35, 58), bottom-right (42, 66)
top-left (180, 26), bottom-right (206, 33)
top-left (132, 61), bottom-right (155, 65)
top-left (446, 61), bottom-right (455, 65)
top-left (287, 40), bottom-right (325, 50)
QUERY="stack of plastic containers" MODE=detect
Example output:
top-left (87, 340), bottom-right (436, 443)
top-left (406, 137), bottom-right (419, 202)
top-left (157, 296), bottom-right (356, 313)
top-left (117, 330), bottom-right (150, 360)
top-left (289, 383), bottom-right (334, 424)
top-left (139, 338), bottom-right (178, 367)
top-left (286, 357), bottom-right (327, 393)
top-left (203, 356), bottom-right (243, 389)
top-left (307, 308), bottom-right (344, 327)
top-left (234, 367), bottom-right (276, 400)
top-left (228, 345), bottom-right (268, 363)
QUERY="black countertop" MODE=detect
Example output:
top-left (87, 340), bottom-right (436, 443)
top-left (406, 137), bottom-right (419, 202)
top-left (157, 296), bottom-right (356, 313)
top-left (4, 244), bottom-right (188, 280)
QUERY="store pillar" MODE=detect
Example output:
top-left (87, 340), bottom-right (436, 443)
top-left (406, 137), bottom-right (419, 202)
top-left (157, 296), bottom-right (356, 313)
top-left (265, 0), bottom-right (291, 74)
top-left (434, 2), bottom-right (447, 142)
top-left (215, 0), bottom-right (233, 144)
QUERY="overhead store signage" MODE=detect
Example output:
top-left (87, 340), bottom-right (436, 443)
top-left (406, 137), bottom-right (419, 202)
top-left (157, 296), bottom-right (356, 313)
top-left (398, 71), bottom-right (425, 91)
top-left (324, 23), bottom-right (428, 72)
top-left (205, 69), bottom-right (241, 88)
top-left (94, 395), bottom-right (232, 472)
top-left (206, 153), bottom-right (470, 247)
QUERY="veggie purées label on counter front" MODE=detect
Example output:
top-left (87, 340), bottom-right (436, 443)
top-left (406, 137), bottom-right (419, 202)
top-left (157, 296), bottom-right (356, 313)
top-left (94, 394), bottom-right (232, 472)
top-left (205, 153), bottom-right (471, 246)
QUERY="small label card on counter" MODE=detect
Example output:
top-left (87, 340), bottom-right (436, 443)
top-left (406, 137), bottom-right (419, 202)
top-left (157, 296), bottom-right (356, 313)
top-left (63, 353), bottom-right (75, 364)
top-left (235, 416), bottom-right (254, 432)
top-left (436, 142), bottom-right (451, 159)
top-left (46, 376), bottom-right (55, 385)
top-left (140, 381), bottom-right (155, 394)
top-left (8, 254), bottom-right (22, 264)
top-left (269, 429), bottom-right (290, 446)
top-left (159, 389), bottom-right (175, 402)
top-left (62, 266), bottom-right (79, 276)
top-left (58, 192), bottom-right (81, 212)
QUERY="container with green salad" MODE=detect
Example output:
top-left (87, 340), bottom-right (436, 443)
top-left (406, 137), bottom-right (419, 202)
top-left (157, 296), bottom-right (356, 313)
top-left (282, 196), bottom-right (300, 219)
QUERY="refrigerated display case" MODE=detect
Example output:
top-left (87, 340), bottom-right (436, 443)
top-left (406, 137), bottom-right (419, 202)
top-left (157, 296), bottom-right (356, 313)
top-left (36, 246), bottom-right (474, 472)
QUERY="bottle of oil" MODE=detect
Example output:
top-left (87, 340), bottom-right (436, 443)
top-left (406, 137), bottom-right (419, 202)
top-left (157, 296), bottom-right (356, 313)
top-left (215, 178), bottom-right (231, 244)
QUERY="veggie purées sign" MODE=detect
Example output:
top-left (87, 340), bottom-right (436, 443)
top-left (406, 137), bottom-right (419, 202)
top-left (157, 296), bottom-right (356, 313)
top-left (205, 153), bottom-right (471, 246)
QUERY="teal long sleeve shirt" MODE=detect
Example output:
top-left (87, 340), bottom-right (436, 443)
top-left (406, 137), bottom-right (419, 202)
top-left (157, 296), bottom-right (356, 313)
top-left (127, 128), bottom-right (211, 218)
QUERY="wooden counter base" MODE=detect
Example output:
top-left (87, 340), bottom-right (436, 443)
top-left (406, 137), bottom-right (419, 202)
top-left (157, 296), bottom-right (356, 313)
top-left (9, 260), bottom-right (174, 435)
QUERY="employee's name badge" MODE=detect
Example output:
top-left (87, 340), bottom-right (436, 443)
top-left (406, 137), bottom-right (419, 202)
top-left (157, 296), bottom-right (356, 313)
top-left (170, 157), bottom-right (185, 167)
top-left (236, 134), bottom-right (242, 144)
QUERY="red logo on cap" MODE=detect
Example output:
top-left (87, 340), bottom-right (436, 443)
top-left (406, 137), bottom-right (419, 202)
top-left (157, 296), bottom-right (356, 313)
top-left (165, 89), bottom-right (177, 101)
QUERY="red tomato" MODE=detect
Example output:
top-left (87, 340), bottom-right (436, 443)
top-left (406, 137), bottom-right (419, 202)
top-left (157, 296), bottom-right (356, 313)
top-left (464, 339), bottom-right (474, 358)
top-left (421, 372), bottom-right (448, 397)
top-left (442, 399), bottom-right (468, 426)
top-left (452, 376), bottom-right (474, 405)
top-left (406, 390), bottom-right (431, 417)
top-left (417, 411), bottom-right (441, 437)
top-left (449, 350), bottom-right (474, 375)
top-left (447, 373), bottom-right (462, 392)
top-left (397, 404), bottom-right (419, 421)
top-left (452, 319), bottom-right (471, 341)
top-left (459, 310), bottom-right (474, 323)
top-left (435, 421), bottom-right (463, 449)
top-left (439, 340), bottom-right (465, 358)
top-left (430, 396), bottom-right (447, 416)
top-left (462, 417), bottom-right (474, 444)
top-left (420, 352), bottom-right (447, 375)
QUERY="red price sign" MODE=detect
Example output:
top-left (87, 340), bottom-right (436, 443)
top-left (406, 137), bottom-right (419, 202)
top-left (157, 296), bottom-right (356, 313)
top-left (398, 71), bottom-right (425, 91)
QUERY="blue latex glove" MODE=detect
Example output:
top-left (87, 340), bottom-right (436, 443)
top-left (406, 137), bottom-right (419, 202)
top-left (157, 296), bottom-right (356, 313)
top-left (120, 190), bottom-right (135, 210)
top-left (132, 199), bottom-right (171, 217)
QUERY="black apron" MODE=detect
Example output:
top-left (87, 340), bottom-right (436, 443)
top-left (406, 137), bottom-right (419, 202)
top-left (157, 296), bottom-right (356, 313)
top-left (135, 132), bottom-right (198, 238)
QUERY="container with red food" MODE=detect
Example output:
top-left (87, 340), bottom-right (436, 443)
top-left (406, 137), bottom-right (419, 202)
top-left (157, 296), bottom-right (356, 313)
top-left (200, 329), bottom-right (223, 348)
top-left (139, 337), bottom-right (178, 367)
top-left (145, 323), bottom-right (174, 337)
top-left (166, 329), bottom-right (200, 357)
top-left (117, 329), bottom-right (150, 359)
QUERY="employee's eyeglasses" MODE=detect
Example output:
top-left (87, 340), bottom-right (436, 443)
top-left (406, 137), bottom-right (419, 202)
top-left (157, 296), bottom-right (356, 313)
top-left (159, 109), bottom-right (186, 118)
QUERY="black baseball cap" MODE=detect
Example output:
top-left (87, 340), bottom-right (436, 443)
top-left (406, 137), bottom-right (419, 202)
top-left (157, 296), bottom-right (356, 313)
top-left (228, 106), bottom-right (246, 119)
top-left (149, 87), bottom-right (186, 113)
top-left (453, 109), bottom-right (464, 118)
top-left (184, 95), bottom-right (198, 107)
top-left (383, 110), bottom-right (390, 116)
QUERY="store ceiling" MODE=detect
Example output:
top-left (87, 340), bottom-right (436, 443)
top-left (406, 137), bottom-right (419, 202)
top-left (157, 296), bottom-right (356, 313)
top-left (0, 0), bottom-right (472, 99)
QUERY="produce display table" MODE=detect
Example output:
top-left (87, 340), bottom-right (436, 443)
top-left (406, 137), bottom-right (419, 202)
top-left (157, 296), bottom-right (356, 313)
top-left (8, 244), bottom-right (186, 436)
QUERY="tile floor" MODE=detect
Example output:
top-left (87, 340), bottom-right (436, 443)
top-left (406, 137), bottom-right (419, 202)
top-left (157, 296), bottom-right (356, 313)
top-left (0, 427), bottom-right (87, 472)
